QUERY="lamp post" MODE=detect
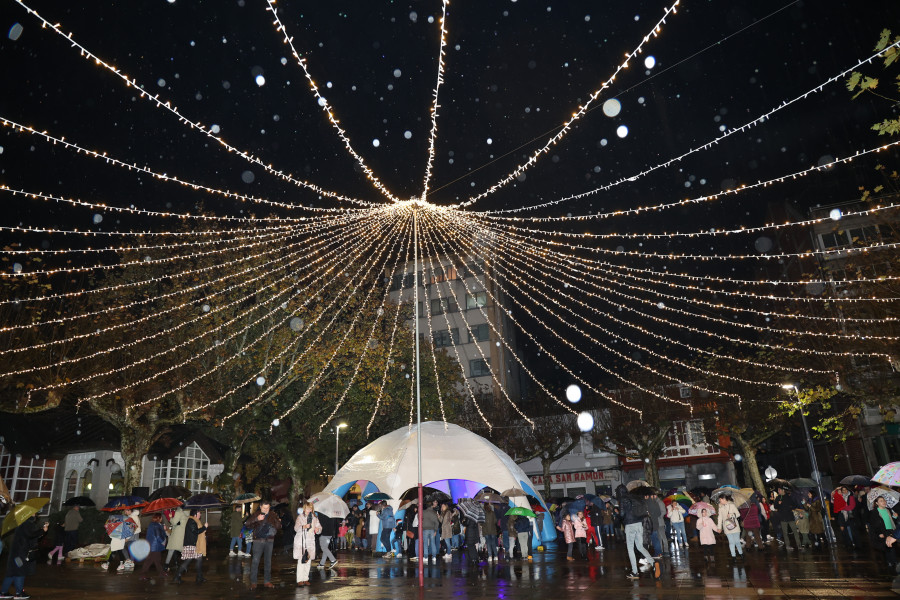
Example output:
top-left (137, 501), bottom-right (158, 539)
top-left (334, 423), bottom-right (347, 476)
top-left (782, 384), bottom-right (837, 545)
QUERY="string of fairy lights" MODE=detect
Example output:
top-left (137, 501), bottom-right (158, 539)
top-left (2, 0), bottom-right (898, 449)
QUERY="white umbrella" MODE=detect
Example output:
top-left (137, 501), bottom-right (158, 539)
top-left (322, 422), bottom-right (545, 512)
top-left (309, 492), bottom-right (350, 519)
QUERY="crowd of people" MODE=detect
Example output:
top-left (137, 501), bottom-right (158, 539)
top-left (2, 481), bottom-right (899, 597)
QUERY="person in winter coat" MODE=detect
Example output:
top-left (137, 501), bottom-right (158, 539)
top-left (716, 496), bottom-right (743, 559)
top-left (806, 491), bottom-right (826, 546)
top-left (774, 488), bottom-right (802, 550)
top-left (869, 495), bottom-right (898, 571)
top-left (317, 513), bottom-right (339, 569)
top-left (377, 502), bottom-right (395, 557)
top-left (832, 486), bottom-right (858, 549)
top-left (506, 512), bottom-right (517, 557)
top-left (245, 500), bottom-right (283, 589)
top-left (584, 500), bottom-right (602, 550)
top-left (667, 502), bottom-right (688, 547)
top-left (229, 505), bottom-right (248, 557)
top-left (481, 504), bottom-right (499, 562)
top-left (404, 505), bottom-right (418, 559)
top-left (368, 503), bottom-right (380, 553)
top-left (173, 509), bottom-right (208, 584)
top-left (739, 498), bottom-right (763, 548)
top-left (439, 503), bottom-right (458, 557)
top-left (573, 511), bottom-right (588, 559)
top-left (422, 502), bottom-right (441, 563)
top-left (513, 514), bottom-right (532, 560)
top-left (106, 508), bottom-right (140, 572)
top-left (645, 494), bottom-right (664, 556)
top-left (293, 502), bottom-right (321, 587)
top-left (139, 513), bottom-right (168, 579)
top-left (0, 516), bottom-right (47, 598)
top-left (617, 484), bottom-right (653, 579)
top-left (557, 512), bottom-right (576, 560)
top-left (464, 515), bottom-right (481, 564)
top-left (164, 506), bottom-right (188, 569)
top-left (696, 509), bottom-right (718, 562)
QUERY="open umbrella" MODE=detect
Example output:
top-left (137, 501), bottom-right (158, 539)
top-left (711, 486), bottom-right (750, 507)
top-left (867, 486), bottom-right (900, 509)
top-left (872, 462), bottom-right (900, 487)
top-left (399, 498), bottom-right (418, 510)
top-left (505, 506), bottom-right (537, 518)
top-left (457, 499), bottom-right (485, 523)
top-left (664, 494), bottom-right (693, 511)
top-left (105, 514), bottom-right (137, 539)
top-left (790, 478), bottom-right (818, 489)
top-left (184, 493), bottom-right (226, 509)
top-left (501, 487), bottom-right (528, 497)
top-left (476, 492), bottom-right (505, 505)
top-left (840, 475), bottom-right (872, 487)
top-left (530, 504), bottom-right (547, 513)
top-left (768, 478), bottom-right (795, 491)
top-left (148, 485), bottom-right (192, 501)
top-left (688, 501), bottom-right (716, 517)
top-left (101, 496), bottom-right (147, 512)
top-left (426, 491), bottom-right (451, 504)
top-left (142, 497), bottom-right (184, 514)
top-left (63, 496), bottom-right (95, 507)
top-left (363, 492), bottom-right (391, 502)
top-left (310, 493), bottom-right (350, 519)
top-left (1, 497), bottom-right (49, 536)
top-left (626, 480), bottom-right (650, 492)
top-left (629, 486), bottom-right (658, 497)
top-left (232, 492), bottom-right (262, 505)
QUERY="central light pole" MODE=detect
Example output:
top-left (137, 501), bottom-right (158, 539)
top-left (413, 206), bottom-right (424, 587)
top-left (334, 422), bottom-right (347, 476)
top-left (782, 384), bottom-right (837, 545)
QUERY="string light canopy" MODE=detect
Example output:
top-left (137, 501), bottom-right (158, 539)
top-left (0, 0), bottom-right (896, 442)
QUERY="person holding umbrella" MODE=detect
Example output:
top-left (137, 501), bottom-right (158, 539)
top-left (164, 504), bottom-right (188, 570)
top-left (716, 495), bottom-right (744, 560)
top-left (293, 502), bottom-right (321, 587)
top-left (774, 487), bottom-right (802, 550)
top-left (245, 500), bottom-right (282, 589)
top-left (617, 484), bottom-right (653, 579)
top-left (0, 515), bottom-right (47, 599)
top-left (139, 513), bottom-right (168, 580)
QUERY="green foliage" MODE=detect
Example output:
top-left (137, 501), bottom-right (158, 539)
top-left (848, 28), bottom-right (900, 133)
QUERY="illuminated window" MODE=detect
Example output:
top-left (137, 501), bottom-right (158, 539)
top-left (152, 442), bottom-right (210, 493)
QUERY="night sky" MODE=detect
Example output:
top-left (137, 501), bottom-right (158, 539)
top-left (2, 0), bottom-right (899, 414)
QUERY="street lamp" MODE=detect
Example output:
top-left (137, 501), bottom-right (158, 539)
top-left (782, 384), bottom-right (836, 545)
top-left (334, 422), bottom-right (347, 476)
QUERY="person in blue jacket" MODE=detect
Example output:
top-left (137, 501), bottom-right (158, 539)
top-left (377, 501), bottom-right (395, 556)
top-left (139, 513), bottom-right (168, 579)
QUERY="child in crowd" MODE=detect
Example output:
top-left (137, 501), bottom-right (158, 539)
top-left (697, 509), bottom-right (719, 563)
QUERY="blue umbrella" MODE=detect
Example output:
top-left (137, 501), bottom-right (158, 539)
top-left (105, 515), bottom-right (137, 539)
top-left (101, 495), bottom-right (147, 512)
top-left (184, 493), bottom-right (226, 509)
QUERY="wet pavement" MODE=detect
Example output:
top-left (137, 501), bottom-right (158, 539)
top-left (18, 538), bottom-right (900, 599)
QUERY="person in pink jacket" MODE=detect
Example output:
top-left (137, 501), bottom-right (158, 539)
top-left (573, 512), bottom-right (588, 560)
top-left (696, 509), bottom-right (719, 563)
top-left (557, 513), bottom-right (576, 560)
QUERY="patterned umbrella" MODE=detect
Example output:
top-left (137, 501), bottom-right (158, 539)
top-left (664, 494), bottom-right (693, 511)
top-left (872, 462), bottom-right (900, 487)
top-left (105, 515), bottom-right (137, 539)
top-left (142, 497), bottom-right (184, 514)
top-left (101, 495), bottom-right (147, 512)
top-left (688, 501), bottom-right (716, 517)
top-left (867, 486), bottom-right (900, 510)
top-left (711, 487), bottom-right (750, 508)
top-left (457, 499), bottom-right (485, 523)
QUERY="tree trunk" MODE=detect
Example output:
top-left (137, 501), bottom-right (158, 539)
top-left (287, 456), bottom-right (305, 514)
top-left (643, 455), bottom-right (661, 489)
top-left (742, 445), bottom-right (767, 496)
top-left (542, 457), bottom-right (553, 501)
top-left (119, 429), bottom-right (153, 495)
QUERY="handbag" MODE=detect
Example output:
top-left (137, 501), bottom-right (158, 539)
top-left (405, 530), bottom-right (415, 539)
top-left (724, 515), bottom-right (738, 532)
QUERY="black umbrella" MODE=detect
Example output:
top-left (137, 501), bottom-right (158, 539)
top-left (184, 493), bottom-right (226, 509)
top-left (840, 475), bottom-right (872, 487)
top-left (629, 486), bottom-right (658, 497)
top-left (768, 478), bottom-right (796, 491)
top-left (456, 499), bottom-right (485, 523)
top-left (149, 485), bottom-right (192, 501)
top-left (63, 496), bottom-right (95, 507)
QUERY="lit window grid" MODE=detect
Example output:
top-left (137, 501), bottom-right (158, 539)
top-left (152, 442), bottom-right (210, 494)
top-left (0, 443), bottom-right (56, 507)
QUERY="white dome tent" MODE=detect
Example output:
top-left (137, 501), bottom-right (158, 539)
top-left (323, 421), bottom-right (553, 547)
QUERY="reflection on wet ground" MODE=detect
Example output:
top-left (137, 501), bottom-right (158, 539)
top-left (23, 539), bottom-right (900, 599)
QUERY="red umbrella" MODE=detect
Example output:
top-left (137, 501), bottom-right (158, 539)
top-left (142, 497), bottom-right (184, 514)
top-left (530, 504), bottom-right (547, 513)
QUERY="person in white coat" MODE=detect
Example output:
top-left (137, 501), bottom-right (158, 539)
top-left (293, 502), bottom-right (321, 587)
top-left (717, 495), bottom-right (744, 559)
